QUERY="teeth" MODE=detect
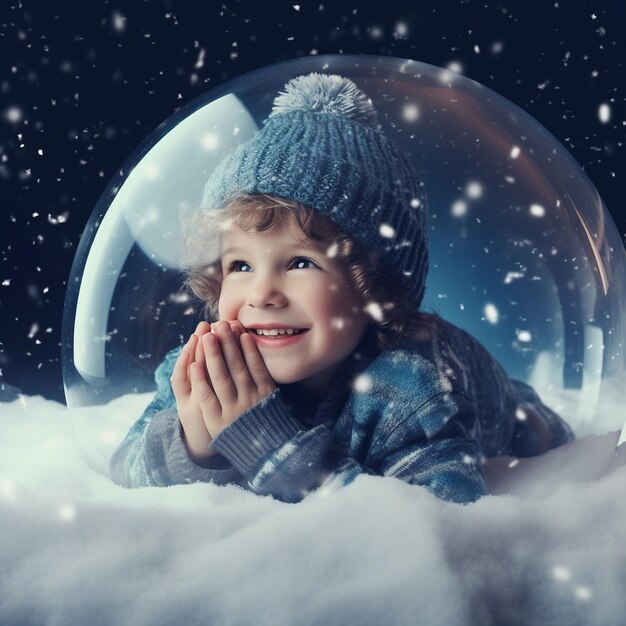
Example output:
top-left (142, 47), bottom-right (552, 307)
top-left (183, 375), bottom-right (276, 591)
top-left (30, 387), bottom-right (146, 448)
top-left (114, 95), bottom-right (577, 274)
top-left (255, 328), bottom-right (302, 336)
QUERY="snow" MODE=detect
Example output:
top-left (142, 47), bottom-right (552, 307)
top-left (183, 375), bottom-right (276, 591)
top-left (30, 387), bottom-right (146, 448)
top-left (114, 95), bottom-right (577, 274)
top-left (1, 395), bottom-right (625, 626)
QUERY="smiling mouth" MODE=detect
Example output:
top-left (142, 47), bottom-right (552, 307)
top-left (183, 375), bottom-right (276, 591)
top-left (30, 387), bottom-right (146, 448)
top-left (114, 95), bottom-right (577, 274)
top-left (248, 328), bottom-right (310, 346)
top-left (251, 328), bottom-right (307, 337)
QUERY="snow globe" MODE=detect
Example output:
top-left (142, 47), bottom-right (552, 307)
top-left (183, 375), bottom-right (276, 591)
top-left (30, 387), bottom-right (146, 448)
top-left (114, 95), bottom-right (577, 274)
top-left (62, 54), bottom-right (626, 491)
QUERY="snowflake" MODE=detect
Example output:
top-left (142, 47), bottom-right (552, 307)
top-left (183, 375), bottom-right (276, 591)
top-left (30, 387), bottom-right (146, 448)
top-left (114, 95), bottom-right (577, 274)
top-left (551, 565), bottom-right (571, 582)
top-left (451, 200), bottom-right (467, 217)
top-left (364, 302), bottom-right (383, 322)
top-left (326, 242), bottom-right (338, 258)
top-left (379, 223), bottom-right (395, 238)
top-left (112, 11), bottom-right (126, 32)
top-left (466, 181), bottom-right (483, 199)
top-left (330, 317), bottom-right (345, 330)
top-left (353, 374), bottom-right (373, 394)
top-left (4, 106), bottom-right (23, 123)
top-left (483, 303), bottom-right (499, 324)
top-left (201, 133), bottom-right (219, 151)
top-left (598, 103), bottom-right (611, 124)
top-left (402, 104), bottom-right (419, 122)
top-left (575, 586), bottom-right (593, 601)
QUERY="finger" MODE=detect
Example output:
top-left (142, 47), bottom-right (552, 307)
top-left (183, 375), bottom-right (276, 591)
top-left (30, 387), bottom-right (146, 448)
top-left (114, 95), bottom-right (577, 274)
top-left (186, 333), bottom-right (198, 374)
top-left (189, 361), bottom-right (222, 421)
top-left (170, 343), bottom-right (192, 398)
top-left (186, 332), bottom-right (197, 369)
top-left (228, 320), bottom-right (245, 340)
top-left (213, 321), bottom-right (252, 387)
top-left (195, 320), bottom-right (211, 335)
top-left (202, 331), bottom-right (238, 404)
top-left (194, 322), bottom-right (211, 364)
top-left (188, 333), bottom-right (215, 392)
top-left (239, 332), bottom-right (276, 392)
top-left (195, 331), bottom-right (204, 366)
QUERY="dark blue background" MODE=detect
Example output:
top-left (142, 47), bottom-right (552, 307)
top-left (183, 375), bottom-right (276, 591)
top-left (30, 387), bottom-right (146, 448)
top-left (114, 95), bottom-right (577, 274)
top-left (1, 0), bottom-right (625, 403)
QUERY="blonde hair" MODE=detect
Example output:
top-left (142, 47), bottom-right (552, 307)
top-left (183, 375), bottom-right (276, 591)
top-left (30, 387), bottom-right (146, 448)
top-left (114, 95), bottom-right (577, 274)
top-left (182, 193), bottom-right (431, 351)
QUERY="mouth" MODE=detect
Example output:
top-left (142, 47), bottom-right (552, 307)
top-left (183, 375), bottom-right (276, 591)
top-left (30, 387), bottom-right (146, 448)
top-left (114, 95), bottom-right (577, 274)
top-left (249, 328), bottom-right (307, 337)
top-left (247, 328), bottom-right (310, 348)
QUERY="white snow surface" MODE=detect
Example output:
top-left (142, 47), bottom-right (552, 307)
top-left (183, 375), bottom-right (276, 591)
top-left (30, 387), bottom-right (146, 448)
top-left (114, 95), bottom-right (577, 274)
top-left (1, 395), bottom-right (625, 626)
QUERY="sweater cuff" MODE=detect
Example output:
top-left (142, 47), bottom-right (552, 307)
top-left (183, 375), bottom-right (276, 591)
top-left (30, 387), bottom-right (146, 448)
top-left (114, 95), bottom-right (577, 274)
top-left (146, 408), bottom-right (236, 485)
top-left (210, 388), bottom-right (304, 480)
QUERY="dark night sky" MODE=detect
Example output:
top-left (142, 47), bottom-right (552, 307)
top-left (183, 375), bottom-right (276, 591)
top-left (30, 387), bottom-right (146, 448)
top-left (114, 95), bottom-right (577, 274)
top-left (1, 0), bottom-right (625, 404)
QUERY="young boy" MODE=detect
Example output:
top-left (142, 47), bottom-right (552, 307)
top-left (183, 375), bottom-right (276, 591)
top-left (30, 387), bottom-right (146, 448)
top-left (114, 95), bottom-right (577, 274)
top-left (110, 73), bottom-right (574, 503)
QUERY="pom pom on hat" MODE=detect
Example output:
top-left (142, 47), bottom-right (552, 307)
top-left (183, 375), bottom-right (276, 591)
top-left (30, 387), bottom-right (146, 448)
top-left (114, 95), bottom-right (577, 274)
top-left (270, 73), bottom-right (380, 130)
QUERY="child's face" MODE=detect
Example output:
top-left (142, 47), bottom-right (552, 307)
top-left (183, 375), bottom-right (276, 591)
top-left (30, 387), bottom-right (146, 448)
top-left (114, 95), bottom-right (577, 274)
top-left (218, 217), bottom-right (371, 390)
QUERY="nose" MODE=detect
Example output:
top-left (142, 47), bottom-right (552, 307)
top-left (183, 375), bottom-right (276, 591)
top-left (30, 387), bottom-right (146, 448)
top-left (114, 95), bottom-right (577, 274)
top-left (245, 272), bottom-right (288, 309)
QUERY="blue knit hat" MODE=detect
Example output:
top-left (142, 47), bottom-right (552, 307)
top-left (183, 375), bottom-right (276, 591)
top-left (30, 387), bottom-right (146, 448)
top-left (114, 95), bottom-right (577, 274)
top-left (201, 73), bottom-right (429, 310)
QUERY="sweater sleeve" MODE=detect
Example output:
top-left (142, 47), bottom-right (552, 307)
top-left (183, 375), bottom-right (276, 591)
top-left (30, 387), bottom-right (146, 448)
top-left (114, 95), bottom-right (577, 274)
top-left (209, 388), bottom-right (335, 502)
top-left (367, 391), bottom-right (487, 504)
top-left (210, 385), bottom-right (486, 505)
top-left (109, 347), bottom-right (241, 488)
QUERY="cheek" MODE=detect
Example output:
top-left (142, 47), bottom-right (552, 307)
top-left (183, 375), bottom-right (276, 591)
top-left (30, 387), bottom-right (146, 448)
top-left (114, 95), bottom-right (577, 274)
top-left (306, 284), bottom-right (342, 318)
top-left (316, 292), bottom-right (363, 334)
top-left (324, 282), bottom-right (362, 318)
top-left (217, 287), bottom-right (236, 320)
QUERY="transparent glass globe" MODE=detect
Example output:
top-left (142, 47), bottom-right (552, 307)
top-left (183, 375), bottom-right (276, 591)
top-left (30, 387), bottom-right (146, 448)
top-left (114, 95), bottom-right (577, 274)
top-left (62, 54), bottom-right (626, 479)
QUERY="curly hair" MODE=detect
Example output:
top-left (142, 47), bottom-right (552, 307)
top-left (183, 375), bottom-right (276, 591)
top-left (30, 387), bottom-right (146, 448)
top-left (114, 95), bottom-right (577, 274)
top-left (182, 193), bottom-right (431, 351)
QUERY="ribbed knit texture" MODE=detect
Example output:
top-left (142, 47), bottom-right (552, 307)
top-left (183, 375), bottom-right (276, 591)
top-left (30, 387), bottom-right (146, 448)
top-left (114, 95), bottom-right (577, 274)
top-left (200, 75), bottom-right (430, 310)
top-left (210, 389), bottom-right (302, 477)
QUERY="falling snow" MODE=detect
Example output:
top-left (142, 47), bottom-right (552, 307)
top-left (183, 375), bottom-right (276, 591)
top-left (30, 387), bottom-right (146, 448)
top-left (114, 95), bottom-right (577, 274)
top-left (364, 302), bottom-right (384, 322)
top-left (1, 3), bottom-right (625, 620)
top-left (379, 223), bottom-right (396, 238)
top-left (201, 132), bottom-right (220, 151)
top-left (402, 103), bottom-right (420, 122)
top-left (111, 11), bottom-right (126, 32)
top-left (4, 106), bottom-right (23, 123)
top-left (451, 200), bottom-right (468, 217)
top-left (353, 373), bottom-right (373, 393)
top-left (490, 41), bottom-right (504, 55)
top-left (466, 182), bottom-right (483, 199)
top-left (484, 303), bottom-right (499, 324)
top-left (504, 271), bottom-right (525, 284)
top-left (552, 565), bottom-right (572, 581)
top-left (530, 203), bottom-right (546, 217)
top-left (598, 103), bottom-right (611, 124)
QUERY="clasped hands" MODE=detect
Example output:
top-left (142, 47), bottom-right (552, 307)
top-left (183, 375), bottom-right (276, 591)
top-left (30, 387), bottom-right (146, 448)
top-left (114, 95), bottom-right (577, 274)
top-left (171, 320), bottom-right (276, 463)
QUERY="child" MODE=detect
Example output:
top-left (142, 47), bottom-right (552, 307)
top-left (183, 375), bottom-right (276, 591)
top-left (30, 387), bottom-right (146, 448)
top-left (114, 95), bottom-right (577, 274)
top-left (110, 73), bottom-right (574, 503)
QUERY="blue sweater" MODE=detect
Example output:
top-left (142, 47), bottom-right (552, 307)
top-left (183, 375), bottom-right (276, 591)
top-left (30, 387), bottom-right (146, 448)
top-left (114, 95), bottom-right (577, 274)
top-left (110, 314), bottom-right (574, 504)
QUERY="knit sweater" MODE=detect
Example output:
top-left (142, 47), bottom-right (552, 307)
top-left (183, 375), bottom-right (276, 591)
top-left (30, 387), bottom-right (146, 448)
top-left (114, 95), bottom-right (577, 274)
top-left (110, 314), bottom-right (574, 504)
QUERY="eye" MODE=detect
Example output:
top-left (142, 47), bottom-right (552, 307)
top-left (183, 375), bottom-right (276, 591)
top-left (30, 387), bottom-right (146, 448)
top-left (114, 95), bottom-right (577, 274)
top-left (291, 257), bottom-right (319, 270)
top-left (226, 259), bottom-right (252, 273)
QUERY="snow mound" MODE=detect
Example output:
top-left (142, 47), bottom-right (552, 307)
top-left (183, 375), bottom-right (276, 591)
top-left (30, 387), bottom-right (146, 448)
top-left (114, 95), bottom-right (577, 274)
top-left (0, 395), bottom-right (624, 626)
